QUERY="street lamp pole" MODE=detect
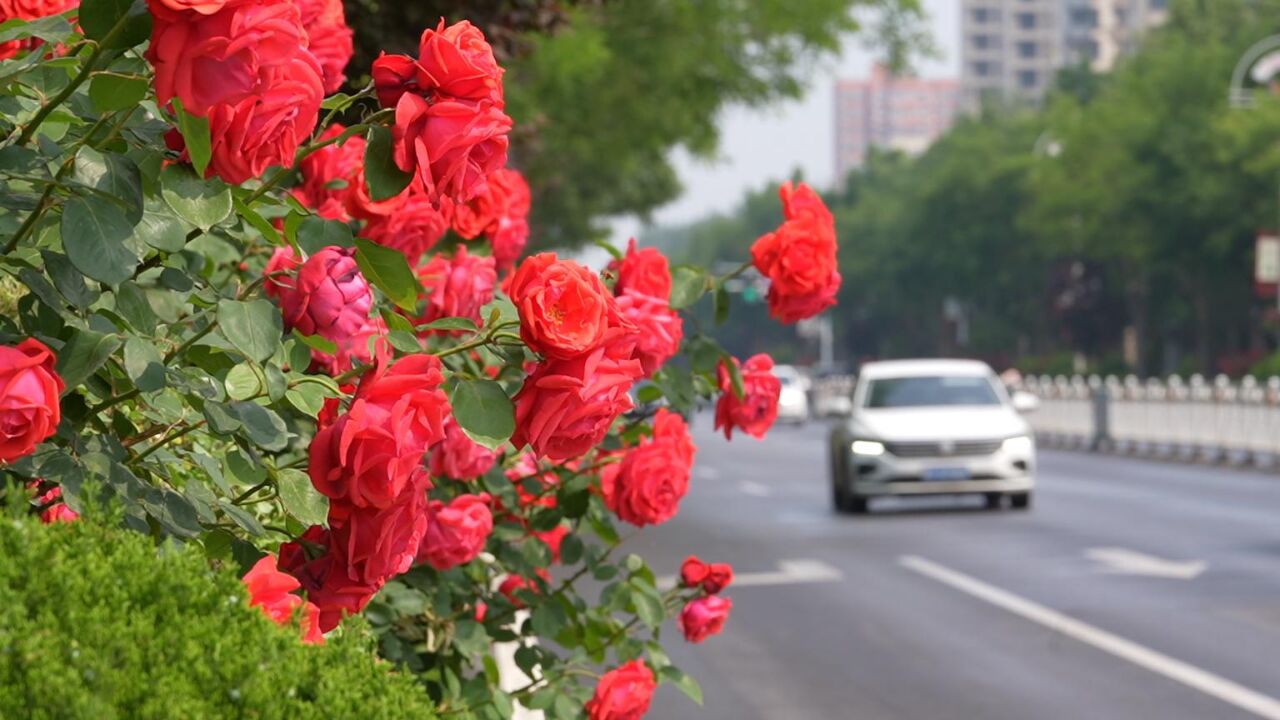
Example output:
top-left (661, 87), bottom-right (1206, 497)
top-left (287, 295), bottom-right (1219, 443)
top-left (1228, 36), bottom-right (1280, 315)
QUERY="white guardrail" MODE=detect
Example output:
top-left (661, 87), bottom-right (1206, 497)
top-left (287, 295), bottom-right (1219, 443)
top-left (1019, 374), bottom-right (1280, 464)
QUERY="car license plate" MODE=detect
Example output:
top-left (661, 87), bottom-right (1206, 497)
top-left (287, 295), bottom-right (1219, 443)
top-left (922, 467), bottom-right (970, 481)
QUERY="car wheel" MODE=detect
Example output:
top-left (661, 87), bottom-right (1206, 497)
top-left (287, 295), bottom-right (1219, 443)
top-left (1010, 492), bottom-right (1032, 510)
top-left (847, 495), bottom-right (869, 514)
top-left (831, 483), bottom-right (848, 513)
top-left (984, 492), bottom-right (1003, 509)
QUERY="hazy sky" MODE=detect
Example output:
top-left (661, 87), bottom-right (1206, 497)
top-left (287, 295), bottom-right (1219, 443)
top-left (610, 0), bottom-right (960, 243)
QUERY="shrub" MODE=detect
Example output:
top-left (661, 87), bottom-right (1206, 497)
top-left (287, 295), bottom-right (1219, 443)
top-left (0, 514), bottom-right (436, 719)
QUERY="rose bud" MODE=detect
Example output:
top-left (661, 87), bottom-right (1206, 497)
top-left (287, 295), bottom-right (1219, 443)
top-left (280, 246), bottom-right (373, 342)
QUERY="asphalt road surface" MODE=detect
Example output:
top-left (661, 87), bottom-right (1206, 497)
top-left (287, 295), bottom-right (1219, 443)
top-left (631, 413), bottom-right (1280, 720)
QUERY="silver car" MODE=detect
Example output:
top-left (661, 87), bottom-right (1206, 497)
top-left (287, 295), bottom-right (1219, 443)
top-left (828, 359), bottom-right (1037, 514)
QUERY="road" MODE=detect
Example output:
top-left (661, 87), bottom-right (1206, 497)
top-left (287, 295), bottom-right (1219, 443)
top-left (631, 414), bottom-right (1280, 720)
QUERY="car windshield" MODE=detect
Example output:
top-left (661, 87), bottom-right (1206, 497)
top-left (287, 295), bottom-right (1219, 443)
top-left (865, 375), bottom-right (1001, 408)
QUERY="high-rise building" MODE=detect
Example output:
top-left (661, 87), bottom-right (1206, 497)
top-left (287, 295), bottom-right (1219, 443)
top-left (960, 0), bottom-right (1169, 110)
top-left (834, 65), bottom-right (961, 183)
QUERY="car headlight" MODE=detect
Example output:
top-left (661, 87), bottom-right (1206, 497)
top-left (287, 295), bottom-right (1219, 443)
top-left (1002, 435), bottom-right (1034, 455)
top-left (851, 440), bottom-right (886, 456)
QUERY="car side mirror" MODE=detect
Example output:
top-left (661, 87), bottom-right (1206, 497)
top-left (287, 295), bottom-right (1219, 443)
top-left (1011, 391), bottom-right (1040, 414)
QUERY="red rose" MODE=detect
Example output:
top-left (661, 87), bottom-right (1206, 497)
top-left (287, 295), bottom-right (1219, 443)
top-left (679, 556), bottom-right (733, 594)
top-left (147, 0), bottom-right (322, 184)
top-left (491, 216), bottom-right (529, 271)
top-left (428, 419), bottom-right (497, 480)
top-left (451, 167), bottom-right (528, 238)
top-left (417, 19), bottom-right (503, 106)
top-left (0, 339), bottom-right (62, 463)
top-left (751, 181), bottom-right (841, 323)
top-left (604, 409), bottom-right (695, 527)
top-left (279, 246), bottom-right (372, 342)
top-left (714, 354), bottom-right (781, 440)
top-left (679, 595), bottom-right (732, 644)
top-left (416, 246), bottom-right (497, 327)
top-left (392, 93), bottom-right (512, 204)
top-left (309, 355), bottom-right (449, 508)
top-left (328, 477), bottom-right (431, 584)
top-left (151, 0), bottom-right (234, 13)
top-left (0, 0), bottom-right (77, 60)
top-left (511, 340), bottom-right (643, 462)
top-left (614, 291), bottom-right (682, 377)
top-left (585, 660), bottom-right (655, 720)
top-left (611, 238), bottom-right (671, 301)
top-left (371, 53), bottom-right (422, 109)
top-left (243, 554), bottom-right (324, 644)
top-left (205, 59), bottom-right (324, 184)
top-left (360, 187), bottom-right (450, 264)
top-left (416, 493), bottom-right (493, 570)
top-left (510, 253), bottom-right (628, 359)
top-left (533, 525), bottom-right (569, 564)
top-left (279, 526), bottom-right (381, 633)
top-left (30, 483), bottom-right (77, 524)
top-left (293, 125), bottom-right (363, 221)
top-left (295, 0), bottom-right (351, 94)
top-left (263, 246), bottom-right (299, 301)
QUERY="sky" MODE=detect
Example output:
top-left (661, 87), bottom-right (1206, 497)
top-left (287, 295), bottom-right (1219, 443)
top-left (608, 0), bottom-right (961, 244)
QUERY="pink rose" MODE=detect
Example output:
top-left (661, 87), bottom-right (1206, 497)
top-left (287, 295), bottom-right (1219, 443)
top-left (263, 246), bottom-right (299, 301)
top-left (415, 246), bottom-right (497, 327)
top-left (328, 479), bottom-right (431, 585)
top-left (416, 19), bottom-right (504, 106)
top-left (295, 0), bottom-right (351, 94)
top-left (604, 409), bottom-right (695, 527)
top-left (428, 418), bottom-right (497, 480)
top-left (416, 493), bottom-right (493, 570)
top-left (0, 339), bottom-right (62, 463)
top-left (679, 555), bottom-right (733, 594)
top-left (360, 187), bottom-right (451, 265)
top-left (679, 595), bottom-right (732, 644)
top-left (614, 291), bottom-right (682, 378)
top-left (714, 354), bottom-right (781, 440)
top-left (278, 246), bottom-right (372, 343)
top-left (371, 52), bottom-right (422, 109)
top-left (279, 526), bottom-right (381, 633)
top-left (29, 483), bottom-right (78, 524)
top-left (293, 125), bottom-right (363, 222)
top-left (610, 238), bottom-right (671, 301)
top-left (392, 93), bottom-right (511, 204)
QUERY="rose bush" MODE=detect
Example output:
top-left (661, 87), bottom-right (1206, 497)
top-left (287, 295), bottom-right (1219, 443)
top-left (0, 2), bottom-right (838, 717)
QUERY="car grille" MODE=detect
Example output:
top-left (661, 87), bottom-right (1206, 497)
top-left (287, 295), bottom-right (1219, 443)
top-left (884, 439), bottom-right (1003, 458)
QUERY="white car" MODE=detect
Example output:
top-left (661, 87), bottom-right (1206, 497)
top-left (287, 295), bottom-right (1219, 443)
top-left (827, 359), bottom-right (1037, 514)
top-left (773, 364), bottom-right (810, 424)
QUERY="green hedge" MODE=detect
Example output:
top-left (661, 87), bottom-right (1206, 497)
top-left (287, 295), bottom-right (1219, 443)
top-left (0, 515), bottom-right (436, 719)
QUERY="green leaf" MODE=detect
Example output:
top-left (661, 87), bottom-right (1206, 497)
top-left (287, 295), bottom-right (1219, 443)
top-left (217, 299), bottom-right (282, 363)
top-left (297, 216), bottom-right (353, 255)
top-left (136, 196), bottom-right (191, 252)
top-left (285, 382), bottom-right (327, 416)
top-left (229, 401), bottom-right (289, 450)
top-left (60, 195), bottom-right (140, 286)
top-left (480, 296), bottom-right (518, 328)
top-left (419, 316), bottom-right (479, 332)
top-left (73, 147), bottom-right (142, 221)
top-left (41, 250), bottom-right (97, 308)
top-left (660, 666), bottom-right (703, 705)
top-left (277, 468), bottom-right (329, 525)
top-left (669, 266), bottom-right (708, 309)
top-left (89, 72), bottom-right (148, 113)
top-left (363, 125), bottom-right (412, 201)
top-left (123, 336), bottom-right (165, 392)
top-left (630, 582), bottom-right (664, 629)
top-left (79, 0), bottom-right (151, 49)
top-left (713, 284), bottom-right (730, 325)
top-left (448, 379), bottom-right (514, 450)
top-left (160, 164), bottom-right (231, 230)
top-left (56, 329), bottom-right (122, 391)
top-left (232, 196), bottom-right (281, 247)
top-left (171, 98), bottom-right (212, 177)
top-left (114, 282), bottom-right (156, 334)
top-left (722, 352), bottom-right (745, 400)
top-left (202, 401), bottom-right (241, 435)
top-left (293, 330), bottom-right (336, 356)
top-left (354, 237), bottom-right (420, 312)
top-left (0, 14), bottom-right (73, 46)
top-left (218, 500), bottom-right (266, 536)
top-left (224, 363), bottom-right (262, 401)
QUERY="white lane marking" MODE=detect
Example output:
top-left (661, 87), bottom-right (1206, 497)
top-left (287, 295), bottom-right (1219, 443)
top-left (739, 480), bottom-right (771, 497)
top-left (1086, 547), bottom-right (1207, 580)
top-left (658, 559), bottom-right (843, 590)
top-left (899, 555), bottom-right (1280, 720)
top-left (695, 465), bottom-right (722, 480)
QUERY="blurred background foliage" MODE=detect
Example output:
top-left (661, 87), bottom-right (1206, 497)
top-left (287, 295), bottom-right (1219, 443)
top-left (645, 0), bottom-right (1280, 378)
top-left (343, 0), bottom-right (928, 247)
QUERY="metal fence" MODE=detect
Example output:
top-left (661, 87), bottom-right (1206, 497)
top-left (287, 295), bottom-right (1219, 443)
top-left (1019, 374), bottom-right (1280, 465)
